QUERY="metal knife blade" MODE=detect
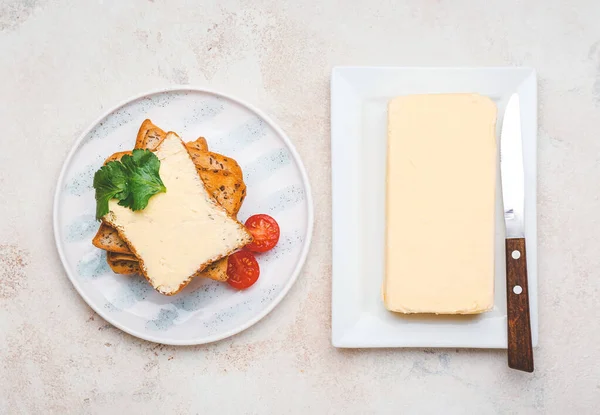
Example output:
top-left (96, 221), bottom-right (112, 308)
top-left (501, 93), bottom-right (534, 373)
top-left (501, 94), bottom-right (525, 238)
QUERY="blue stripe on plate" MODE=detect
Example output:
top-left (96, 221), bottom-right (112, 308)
top-left (107, 275), bottom-right (154, 310)
top-left (212, 117), bottom-right (267, 153)
top-left (146, 308), bottom-right (179, 331)
top-left (244, 148), bottom-right (292, 186)
top-left (66, 215), bottom-right (98, 242)
top-left (77, 250), bottom-right (110, 279)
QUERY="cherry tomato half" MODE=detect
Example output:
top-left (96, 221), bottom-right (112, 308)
top-left (227, 250), bottom-right (260, 290)
top-left (244, 214), bottom-right (280, 253)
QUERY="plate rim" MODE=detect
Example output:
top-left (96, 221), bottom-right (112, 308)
top-left (330, 66), bottom-right (537, 348)
top-left (53, 86), bottom-right (314, 346)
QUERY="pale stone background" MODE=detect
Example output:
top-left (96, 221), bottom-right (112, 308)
top-left (1, 0), bottom-right (599, 413)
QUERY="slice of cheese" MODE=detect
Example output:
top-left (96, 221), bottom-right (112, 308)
top-left (383, 94), bottom-right (497, 314)
top-left (104, 133), bottom-right (252, 295)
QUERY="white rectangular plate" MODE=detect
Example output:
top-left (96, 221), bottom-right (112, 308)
top-left (331, 67), bottom-right (537, 348)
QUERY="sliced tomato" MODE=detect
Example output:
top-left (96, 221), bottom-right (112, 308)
top-left (244, 214), bottom-right (280, 253)
top-left (227, 250), bottom-right (260, 290)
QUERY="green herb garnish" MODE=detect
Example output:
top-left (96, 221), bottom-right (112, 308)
top-left (93, 149), bottom-right (166, 219)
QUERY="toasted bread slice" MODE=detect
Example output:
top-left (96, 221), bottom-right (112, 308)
top-left (201, 170), bottom-right (247, 214)
top-left (107, 258), bottom-right (140, 275)
top-left (187, 147), bottom-right (243, 180)
top-left (107, 251), bottom-right (137, 262)
top-left (135, 119), bottom-right (166, 150)
top-left (93, 223), bottom-right (132, 254)
top-left (94, 121), bottom-right (239, 282)
top-left (104, 133), bottom-right (252, 295)
top-left (106, 251), bottom-right (140, 275)
top-left (187, 137), bottom-right (208, 152)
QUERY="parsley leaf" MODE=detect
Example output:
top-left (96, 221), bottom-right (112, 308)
top-left (93, 149), bottom-right (166, 220)
top-left (93, 162), bottom-right (129, 219)
top-left (120, 149), bottom-right (167, 211)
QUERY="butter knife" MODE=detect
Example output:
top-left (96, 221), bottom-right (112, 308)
top-left (500, 94), bottom-right (534, 372)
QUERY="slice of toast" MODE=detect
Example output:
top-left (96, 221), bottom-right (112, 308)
top-left (103, 133), bottom-right (253, 295)
top-left (94, 157), bottom-right (245, 282)
top-left (107, 251), bottom-right (137, 262)
top-left (187, 136), bottom-right (208, 152)
top-left (187, 147), bottom-right (243, 180)
top-left (201, 170), bottom-right (247, 214)
top-left (93, 223), bottom-right (132, 254)
top-left (135, 119), bottom-right (166, 150)
top-left (106, 252), bottom-right (140, 274)
top-left (107, 258), bottom-right (140, 275)
top-left (95, 121), bottom-right (241, 282)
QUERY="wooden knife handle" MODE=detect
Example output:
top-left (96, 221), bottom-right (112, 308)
top-left (505, 238), bottom-right (534, 372)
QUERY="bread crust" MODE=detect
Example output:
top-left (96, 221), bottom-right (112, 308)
top-left (135, 119), bottom-right (165, 150)
top-left (107, 252), bottom-right (137, 262)
top-left (106, 257), bottom-right (140, 275)
top-left (92, 223), bottom-right (132, 254)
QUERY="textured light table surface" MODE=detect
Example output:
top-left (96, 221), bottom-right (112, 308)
top-left (1, 0), bottom-right (599, 413)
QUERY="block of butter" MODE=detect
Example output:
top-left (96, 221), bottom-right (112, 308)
top-left (383, 94), bottom-right (497, 314)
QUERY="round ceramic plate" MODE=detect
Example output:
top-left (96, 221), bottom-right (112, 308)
top-left (53, 87), bottom-right (313, 345)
